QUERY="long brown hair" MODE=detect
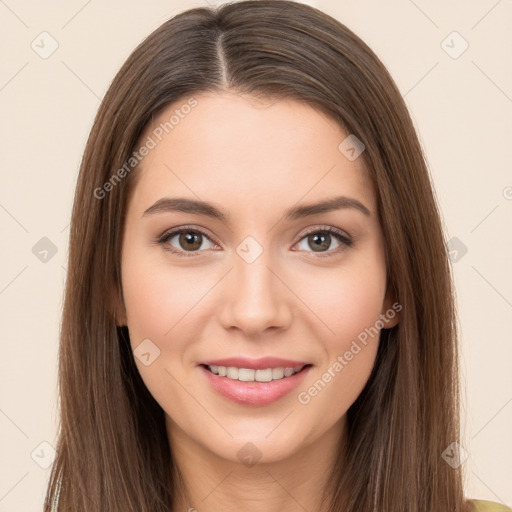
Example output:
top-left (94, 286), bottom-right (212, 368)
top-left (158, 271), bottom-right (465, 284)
top-left (45, 1), bottom-right (466, 510)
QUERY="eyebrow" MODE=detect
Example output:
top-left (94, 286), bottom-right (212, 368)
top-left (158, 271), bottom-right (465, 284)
top-left (142, 195), bottom-right (371, 222)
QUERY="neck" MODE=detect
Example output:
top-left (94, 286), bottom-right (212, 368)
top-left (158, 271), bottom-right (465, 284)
top-left (166, 416), bottom-right (348, 512)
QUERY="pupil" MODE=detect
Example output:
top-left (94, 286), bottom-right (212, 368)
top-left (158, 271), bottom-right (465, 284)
top-left (180, 231), bottom-right (201, 251)
top-left (310, 233), bottom-right (329, 252)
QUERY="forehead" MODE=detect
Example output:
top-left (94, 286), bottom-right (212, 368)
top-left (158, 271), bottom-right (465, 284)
top-left (129, 91), bottom-right (375, 217)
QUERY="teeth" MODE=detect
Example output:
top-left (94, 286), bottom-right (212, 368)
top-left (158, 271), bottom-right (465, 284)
top-left (206, 365), bottom-right (304, 382)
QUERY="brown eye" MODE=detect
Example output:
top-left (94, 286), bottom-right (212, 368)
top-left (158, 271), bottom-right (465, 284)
top-left (177, 231), bottom-right (203, 251)
top-left (307, 233), bottom-right (331, 252)
top-left (295, 227), bottom-right (352, 256)
top-left (160, 228), bottom-right (216, 255)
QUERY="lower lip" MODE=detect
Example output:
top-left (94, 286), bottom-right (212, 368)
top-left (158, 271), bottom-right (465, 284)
top-left (200, 365), bottom-right (312, 406)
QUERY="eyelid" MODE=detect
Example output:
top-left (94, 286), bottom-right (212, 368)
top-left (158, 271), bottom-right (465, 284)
top-left (297, 224), bottom-right (352, 244)
top-left (158, 224), bottom-right (218, 240)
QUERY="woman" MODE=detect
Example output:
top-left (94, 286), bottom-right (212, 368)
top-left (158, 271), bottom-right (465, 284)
top-left (45, 1), bottom-right (510, 511)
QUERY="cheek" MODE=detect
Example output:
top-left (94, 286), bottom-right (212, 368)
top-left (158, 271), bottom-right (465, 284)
top-left (120, 250), bottom-right (222, 404)
top-left (121, 249), bottom-right (211, 343)
top-left (293, 248), bottom-right (387, 411)
top-left (295, 250), bottom-right (387, 351)
top-left (323, 275), bottom-right (386, 351)
top-left (294, 296), bottom-right (383, 435)
top-left (120, 253), bottom-right (205, 409)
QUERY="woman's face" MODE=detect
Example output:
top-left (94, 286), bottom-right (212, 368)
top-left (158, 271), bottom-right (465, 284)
top-left (118, 91), bottom-right (398, 465)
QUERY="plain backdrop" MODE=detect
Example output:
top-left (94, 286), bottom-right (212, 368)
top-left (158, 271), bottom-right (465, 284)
top-left (0, 1), bottom-right (511, 510)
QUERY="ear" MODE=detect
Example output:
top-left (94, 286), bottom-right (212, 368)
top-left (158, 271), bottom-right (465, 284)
top-left (111, 285), bottom-right (128, 327)
top-left (380, 283), bottom-right (400, 329)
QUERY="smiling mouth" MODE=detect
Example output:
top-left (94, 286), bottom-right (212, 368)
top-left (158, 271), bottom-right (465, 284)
top-left (201, 364), bottom-right (311, 382)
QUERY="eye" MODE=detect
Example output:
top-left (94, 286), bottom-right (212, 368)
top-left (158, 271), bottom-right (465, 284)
top-left (157, 225), bottom-right (353, 258)
top-left (158, 226), bottom-right (218, 257)
top-left (294, 226), bottom-right (353, 256)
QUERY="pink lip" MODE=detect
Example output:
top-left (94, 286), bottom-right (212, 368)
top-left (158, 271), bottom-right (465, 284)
top-left (200, 356), bottom-right (309, 370)
top-left (200, 364), bottom-right (312, 407)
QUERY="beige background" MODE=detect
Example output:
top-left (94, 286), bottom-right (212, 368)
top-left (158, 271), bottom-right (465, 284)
top-left (1, 0), bottom-right (511, 510)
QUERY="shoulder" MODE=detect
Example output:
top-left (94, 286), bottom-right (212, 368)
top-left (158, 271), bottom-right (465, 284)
top-left (467, 499), bottom-right (512, 512)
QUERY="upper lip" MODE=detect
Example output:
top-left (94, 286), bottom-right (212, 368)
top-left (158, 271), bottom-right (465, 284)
top-left (200, 357), bottom-right (311, 370)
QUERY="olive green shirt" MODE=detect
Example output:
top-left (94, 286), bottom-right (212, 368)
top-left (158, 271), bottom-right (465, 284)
top-left (469, 499), bottom-right (512, 512)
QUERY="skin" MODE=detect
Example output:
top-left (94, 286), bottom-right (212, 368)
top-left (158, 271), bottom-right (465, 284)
top-left (116, 91), bottom-right (399, 512)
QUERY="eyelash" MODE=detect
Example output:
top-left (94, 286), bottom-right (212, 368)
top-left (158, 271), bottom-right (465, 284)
top-left (156, 224), bottom-right (353, 259)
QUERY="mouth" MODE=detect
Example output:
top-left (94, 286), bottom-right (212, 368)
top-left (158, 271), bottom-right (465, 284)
top-left (199, 361), bottom-right (313, 406)
top-left (201, 363), bottom-right (310, 382)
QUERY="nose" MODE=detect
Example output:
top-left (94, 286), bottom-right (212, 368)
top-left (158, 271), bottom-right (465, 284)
top-left (218, 247), bottom-right (293, 338)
